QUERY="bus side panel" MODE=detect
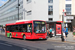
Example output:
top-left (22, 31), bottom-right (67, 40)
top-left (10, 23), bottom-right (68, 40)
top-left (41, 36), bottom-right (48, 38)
top-left (24, 32), bottom-right (32, 39)
top-left (6, 32), bottom-right (47, 39)
top-left (11, 32), bottom-right (23, 39)
top-left (28, 33), bottom-right (47, 39)
top-left (9, 32), bottom-right (32, 39)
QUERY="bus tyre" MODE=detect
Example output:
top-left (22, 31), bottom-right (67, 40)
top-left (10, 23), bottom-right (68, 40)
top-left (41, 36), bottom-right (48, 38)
top-left (9, 34), bottom-right (11, 38)
top-left (23, 35), bottom-right (26, 40)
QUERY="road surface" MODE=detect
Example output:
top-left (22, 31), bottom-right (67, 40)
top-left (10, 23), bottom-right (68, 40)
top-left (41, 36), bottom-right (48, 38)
top-left (0, 35), bottom-right (75, 50)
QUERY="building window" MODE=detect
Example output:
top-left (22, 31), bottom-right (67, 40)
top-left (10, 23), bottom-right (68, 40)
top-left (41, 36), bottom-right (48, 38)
top-left (48, 18), bottom-right (53, 21)
top-left (48, 0), bottom-right (53, 3)
top-left (66, 8), bottom-right (71, 12)
top-left (27, 0), bottom-right (31, 3)
top-left (48, 6), bottom-right (53, 15)
top-left (66, 4), bottom-right (71, 15)
top-left (66, 12), bottom-right (71, 15)
top-left (66, 4), bottom-right (71, 7)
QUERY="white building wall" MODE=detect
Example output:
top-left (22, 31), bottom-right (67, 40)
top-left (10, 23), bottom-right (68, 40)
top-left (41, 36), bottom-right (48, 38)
top-left (65, 1), bottom-right (72, 4)
top-left (32, 0), bottom-right (48, 21)
top-left (23, 0), bottom-right (32, 20)
top-left (53, 0), bottom-right (59, 21)
top-left (72, 0), bottom-right (75, 15)
top-left (59, 0), bottom-right (65, 21)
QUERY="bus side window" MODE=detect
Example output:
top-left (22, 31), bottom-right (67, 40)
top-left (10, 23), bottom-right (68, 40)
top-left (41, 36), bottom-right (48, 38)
top-left (23, 24), bottom-right (27, 32)
top-left (18, 24), bottom-right (23, 32)
top-left (6, 26), bottom-right (10, 31)
top-left (13, 25), bottom-right (19, 32)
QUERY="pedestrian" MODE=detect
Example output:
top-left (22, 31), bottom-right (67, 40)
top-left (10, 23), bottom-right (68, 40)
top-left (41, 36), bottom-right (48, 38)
top-left (0, 27), bottom-right (2, 33)
top-left (65, 27), bottom-right (68, 37)
top-left (47, 29), bottom-right (49, 38)
top-left (73, 26), bottom-right (75, 39)
top-left (49, 28), bottom-right (52, 38)
top-left (62, 27), bottom-right (66, 42)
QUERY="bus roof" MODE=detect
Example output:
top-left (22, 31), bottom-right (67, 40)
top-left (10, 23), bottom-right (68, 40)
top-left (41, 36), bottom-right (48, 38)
top-left (6, 20), bottom-right (45, 26)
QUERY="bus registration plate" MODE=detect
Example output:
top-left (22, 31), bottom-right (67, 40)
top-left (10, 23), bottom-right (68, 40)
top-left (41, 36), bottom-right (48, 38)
top-left (39, 38), bottom-right (43, 39)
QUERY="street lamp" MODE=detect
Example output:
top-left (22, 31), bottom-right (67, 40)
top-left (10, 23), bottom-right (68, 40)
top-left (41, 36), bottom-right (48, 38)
top-left (61, 9), bottom-right (66, 42)
top-left (16, 0), bottom-right (20, 20)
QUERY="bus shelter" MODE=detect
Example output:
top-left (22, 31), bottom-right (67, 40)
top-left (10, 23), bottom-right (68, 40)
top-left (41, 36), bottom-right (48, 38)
top-left (46, 21), bottom-right (63, 36)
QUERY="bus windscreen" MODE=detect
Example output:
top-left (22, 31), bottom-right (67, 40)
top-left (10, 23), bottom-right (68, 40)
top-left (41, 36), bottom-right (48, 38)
top-left (33, 21), bottom-right (46, 33)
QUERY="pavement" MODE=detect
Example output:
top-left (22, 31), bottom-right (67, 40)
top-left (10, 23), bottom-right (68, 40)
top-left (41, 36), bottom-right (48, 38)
top-left (48, 31), bottom-right (75, 43)
top-left (0, 32), bottom-right (75, 43)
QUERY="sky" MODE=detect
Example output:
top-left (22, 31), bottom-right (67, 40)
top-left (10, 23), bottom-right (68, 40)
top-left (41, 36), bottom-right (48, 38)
top-left (0, 0), bottom-right (8, 7)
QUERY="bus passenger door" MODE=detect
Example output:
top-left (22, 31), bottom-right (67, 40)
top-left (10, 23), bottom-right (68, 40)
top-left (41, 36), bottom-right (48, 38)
top-left (22, 24), bottom-right (32, 39)
top-left (27, 24), bottom-right (32, 35)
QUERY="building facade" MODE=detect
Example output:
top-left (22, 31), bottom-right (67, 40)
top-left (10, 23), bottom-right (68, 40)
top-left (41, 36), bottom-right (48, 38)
top-left (0, 0), bottom-right (75, 27)
top-left (0, 0), bottom-right (48, 26)
top-left (0, 0), bottom-right (23, 26)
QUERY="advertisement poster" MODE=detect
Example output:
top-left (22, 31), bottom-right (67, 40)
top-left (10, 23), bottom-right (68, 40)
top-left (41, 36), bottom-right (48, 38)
top-left (56, 24), bottom-right (62, 35)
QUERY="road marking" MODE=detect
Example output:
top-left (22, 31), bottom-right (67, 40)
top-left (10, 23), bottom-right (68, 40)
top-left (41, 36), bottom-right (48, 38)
top-left (0, 43), bottom-right (12, 47)
top-left (52, 44), bottom-right (65, 46)
top-left (23, 48), bottom-right (28, 50)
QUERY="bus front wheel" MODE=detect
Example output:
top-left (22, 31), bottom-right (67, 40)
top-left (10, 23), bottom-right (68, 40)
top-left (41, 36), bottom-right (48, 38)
top-left (23, 35), bottom-right (26, 40)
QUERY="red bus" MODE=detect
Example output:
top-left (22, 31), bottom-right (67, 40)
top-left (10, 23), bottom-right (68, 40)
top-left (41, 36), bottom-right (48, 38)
top-left (5, 20), bottom-right (47, 40)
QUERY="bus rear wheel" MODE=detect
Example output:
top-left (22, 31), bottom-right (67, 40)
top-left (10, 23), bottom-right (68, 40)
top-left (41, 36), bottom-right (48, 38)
top-left (23, 35), bottom-right (26, 40)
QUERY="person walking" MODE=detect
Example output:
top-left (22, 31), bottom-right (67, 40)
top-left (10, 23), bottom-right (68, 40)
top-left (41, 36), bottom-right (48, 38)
top-left (62, 27), bottom-right (66, 42)
top-left (49, 28), bottom-right (52, 38)
top-left (65, 27), bottom-right (68, 37)
top-left (47, 29), bottom-right (49, 38)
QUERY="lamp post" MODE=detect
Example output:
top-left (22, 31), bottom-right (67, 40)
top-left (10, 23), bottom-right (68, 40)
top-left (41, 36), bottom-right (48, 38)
top-left (61, 9), bottom-right (66, 42)
top-left (18, 0), bottom-right (20, 20)
top-left (62, 9), bottom-right (66, 28)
